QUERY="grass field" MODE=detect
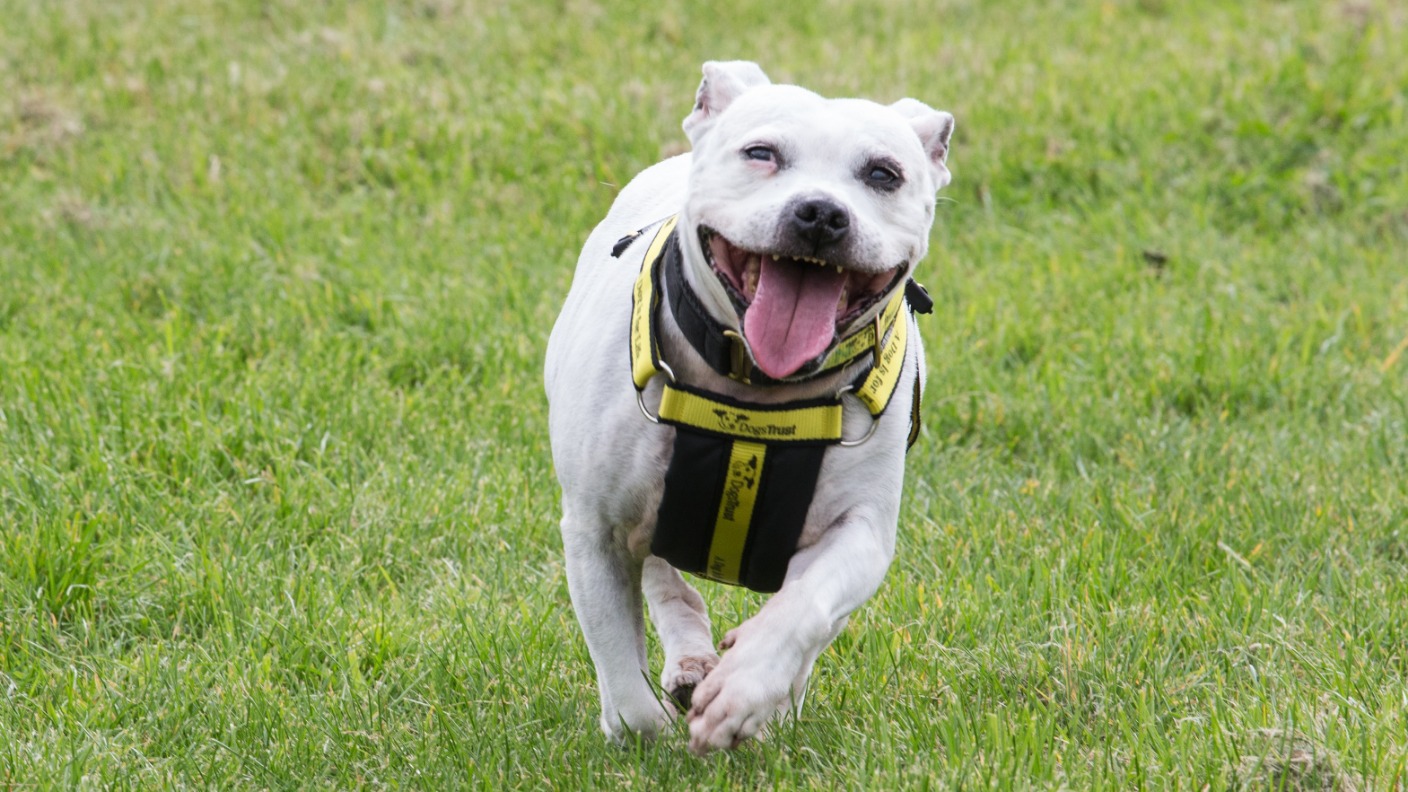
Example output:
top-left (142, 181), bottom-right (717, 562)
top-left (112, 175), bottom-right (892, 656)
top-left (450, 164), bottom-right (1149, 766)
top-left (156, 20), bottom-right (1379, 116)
top-left (2, 0), bottom-right (1406, 787)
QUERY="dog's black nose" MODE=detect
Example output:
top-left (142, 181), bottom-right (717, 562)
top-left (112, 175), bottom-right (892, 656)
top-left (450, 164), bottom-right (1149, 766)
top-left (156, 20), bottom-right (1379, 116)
top-left (790, 198), bottom-right (850, 246)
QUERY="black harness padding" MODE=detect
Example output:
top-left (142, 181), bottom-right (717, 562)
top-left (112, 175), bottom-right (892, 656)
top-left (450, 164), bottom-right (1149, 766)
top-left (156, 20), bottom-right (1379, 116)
top-left (652, 431), bottom-right (826, 594)
top-left (660, 234), bottom-right (749, 381)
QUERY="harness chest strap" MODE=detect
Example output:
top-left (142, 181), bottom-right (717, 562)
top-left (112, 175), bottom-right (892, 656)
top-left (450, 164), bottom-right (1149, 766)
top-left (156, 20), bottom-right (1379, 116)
top-left (626, 215), bottom-right (914, 592)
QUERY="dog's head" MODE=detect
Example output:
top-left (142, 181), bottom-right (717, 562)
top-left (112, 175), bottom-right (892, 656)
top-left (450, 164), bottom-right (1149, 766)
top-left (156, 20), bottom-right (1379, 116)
top-left (676, 60), bottom-right (954, 380)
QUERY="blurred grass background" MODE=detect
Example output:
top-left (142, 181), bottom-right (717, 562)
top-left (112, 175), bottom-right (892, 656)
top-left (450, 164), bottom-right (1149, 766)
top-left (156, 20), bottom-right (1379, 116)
top-left (1, 0), bottom-right (1405, 787)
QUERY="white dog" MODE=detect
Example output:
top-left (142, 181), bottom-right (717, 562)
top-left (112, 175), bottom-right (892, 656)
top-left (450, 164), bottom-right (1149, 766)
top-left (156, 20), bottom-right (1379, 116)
top-left (545, 61), bottom-right (954, 755)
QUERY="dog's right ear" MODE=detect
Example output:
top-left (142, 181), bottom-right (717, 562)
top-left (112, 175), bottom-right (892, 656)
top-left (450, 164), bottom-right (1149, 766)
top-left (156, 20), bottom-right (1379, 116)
top-left (683, 61), bottom-right (771, 145)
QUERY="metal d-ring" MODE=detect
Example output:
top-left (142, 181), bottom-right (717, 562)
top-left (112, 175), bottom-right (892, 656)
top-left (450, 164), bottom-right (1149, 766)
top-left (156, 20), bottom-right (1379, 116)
top-left (837, 385), bottom-right (879, 447)
top-left (634, 360), bottom-right (677, 424)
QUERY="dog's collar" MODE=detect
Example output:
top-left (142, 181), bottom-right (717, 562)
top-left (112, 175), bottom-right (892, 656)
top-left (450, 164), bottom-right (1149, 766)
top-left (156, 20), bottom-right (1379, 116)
top-left (627, 215), bottom-right (911, 437)
top-left (615, 215), bottom-right (930, 387)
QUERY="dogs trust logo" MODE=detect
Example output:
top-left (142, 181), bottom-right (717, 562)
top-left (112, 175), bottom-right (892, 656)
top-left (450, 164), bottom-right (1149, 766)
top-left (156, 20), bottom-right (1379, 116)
top-left (711, 408), bottom-right (797, 438)
top-left (717, 452), bottom-right (759, 528)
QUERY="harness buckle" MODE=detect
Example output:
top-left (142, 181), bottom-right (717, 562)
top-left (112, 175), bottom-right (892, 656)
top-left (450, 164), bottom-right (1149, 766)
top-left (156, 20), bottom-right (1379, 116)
top-left (722, 329), bottom-right (753, 384)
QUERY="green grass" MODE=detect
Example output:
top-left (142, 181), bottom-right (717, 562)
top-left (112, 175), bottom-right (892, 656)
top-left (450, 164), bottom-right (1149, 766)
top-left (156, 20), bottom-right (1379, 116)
top-left (2, 0), bottom-right (1406, 787)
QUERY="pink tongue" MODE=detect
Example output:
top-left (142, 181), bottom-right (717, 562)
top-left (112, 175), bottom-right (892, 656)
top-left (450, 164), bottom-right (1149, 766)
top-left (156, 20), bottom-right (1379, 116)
top-left (743, 255), bottom-right (846, 379)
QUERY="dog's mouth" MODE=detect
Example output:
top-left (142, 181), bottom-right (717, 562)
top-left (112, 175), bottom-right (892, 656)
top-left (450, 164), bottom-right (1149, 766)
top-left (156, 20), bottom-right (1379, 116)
top-left (700, 226), bottom-right (905, 379)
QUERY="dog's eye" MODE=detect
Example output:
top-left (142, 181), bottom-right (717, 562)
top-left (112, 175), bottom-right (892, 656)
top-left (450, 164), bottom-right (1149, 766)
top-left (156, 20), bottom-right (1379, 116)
top-left (865, 163), bottom-right (903, 189)
top-left (743, 145), bottom-right (777, 163)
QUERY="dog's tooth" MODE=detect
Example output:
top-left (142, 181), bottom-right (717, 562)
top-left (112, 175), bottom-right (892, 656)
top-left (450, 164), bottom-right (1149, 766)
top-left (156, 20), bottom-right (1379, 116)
top-left (837, 285), bottom-right (848, 313)
top-left (743, 254), bottom-right (761, 298)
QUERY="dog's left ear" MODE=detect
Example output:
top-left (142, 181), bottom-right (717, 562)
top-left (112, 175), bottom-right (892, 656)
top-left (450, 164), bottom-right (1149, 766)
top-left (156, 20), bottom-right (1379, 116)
top-left (683, 60), bottom-right (772, 145)
top-left (892, 98), bottom-right (955, 191)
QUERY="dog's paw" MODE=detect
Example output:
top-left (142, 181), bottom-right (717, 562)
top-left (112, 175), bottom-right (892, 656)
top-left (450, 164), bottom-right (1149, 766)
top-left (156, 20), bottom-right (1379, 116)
top-left (601, 697), bottom-right (677, 744)
top-left (662, 653), bottom-right (719, 711)
top-left (685, 643), bottom-right (794, 755)
top-left (685, 669), bottom-right (779, 755)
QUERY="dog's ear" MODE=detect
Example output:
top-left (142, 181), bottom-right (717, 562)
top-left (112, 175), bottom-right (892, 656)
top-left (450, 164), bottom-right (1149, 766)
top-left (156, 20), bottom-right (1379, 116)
top-left (892, 99), bottom-right (955, 191)
top-left (683, 61), bottom-right (771, 145)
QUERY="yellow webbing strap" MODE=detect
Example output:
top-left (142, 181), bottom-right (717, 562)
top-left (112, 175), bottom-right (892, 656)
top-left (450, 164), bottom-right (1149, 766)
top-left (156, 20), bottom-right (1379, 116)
top-left (852, 301), bottom-right (909, 418)
top-left (819, 290), bottom-right (905, 373)
top-left (704, 440), bottom-right (765, 583)
top-left (658, 386), bottom-right (843, 442)
top-left (630, 216), bottom-right (678, 390)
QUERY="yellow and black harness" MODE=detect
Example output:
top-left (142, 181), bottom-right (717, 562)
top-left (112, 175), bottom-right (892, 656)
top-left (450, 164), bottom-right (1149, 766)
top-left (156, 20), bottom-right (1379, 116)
top-left (619, 216), bottom-right (927, 593)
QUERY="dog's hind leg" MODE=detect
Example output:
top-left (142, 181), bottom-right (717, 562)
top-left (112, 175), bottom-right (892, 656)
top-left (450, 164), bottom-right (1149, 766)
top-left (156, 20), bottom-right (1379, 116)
top-left (561, 517), bottom-right (674, 741)
top-left (642, 556), bottom-right (719, 711)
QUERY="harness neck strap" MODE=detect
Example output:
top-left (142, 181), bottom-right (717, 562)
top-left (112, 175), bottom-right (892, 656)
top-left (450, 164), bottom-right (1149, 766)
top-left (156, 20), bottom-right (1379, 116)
top-left (656, 222), bottom-right (906, 386)
top-left (632, 216), bottom-right (908, 420)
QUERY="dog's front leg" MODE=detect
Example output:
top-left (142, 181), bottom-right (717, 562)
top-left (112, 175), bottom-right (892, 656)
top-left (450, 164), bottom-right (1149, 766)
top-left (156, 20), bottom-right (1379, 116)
top-left (685, 513), bottom-right (894, 754)
top-left (561, 519), bottom-right (674, 741)
top-left (642, 556), bottom-right (720, 710)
